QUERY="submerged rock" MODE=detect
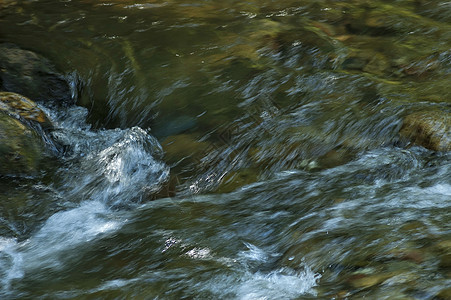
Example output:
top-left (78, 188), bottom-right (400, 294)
top-left (347, 272), bottom-right (394, 289)
top-left (0, 43), bottom-right (72, 106)
top-left (0, 92), bottom-right (56, 177)
top-left (435, 287), bottom-right (451, 300)
top-left (400, 110), bottom-right (451, 151)
top-left (162, 133), bottom-right (210, 165)
top-left (0, 0), bottom-right (16, 9)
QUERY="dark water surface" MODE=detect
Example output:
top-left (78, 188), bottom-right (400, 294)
top-left (0, 0), bottom-right (450, 299)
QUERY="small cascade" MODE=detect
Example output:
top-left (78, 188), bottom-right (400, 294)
top-left (0, 103), bottom-right (169, 296)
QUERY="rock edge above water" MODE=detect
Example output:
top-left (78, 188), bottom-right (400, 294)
top-left (0, 92), bottom-right (56, 177)
top-left (0, 43), bottom-right (73, 106)
top-left (400, 110), bottom-right (451, 152)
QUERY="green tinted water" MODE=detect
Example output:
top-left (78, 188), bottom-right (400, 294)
top-left (0, 0), bottom-right (450, 299)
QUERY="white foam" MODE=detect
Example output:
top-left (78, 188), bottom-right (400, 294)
top-left (19, 201), bottom-right (120, 270)
top-left (193, 255), bottom-right (320, 300)
top-left (0, 238), bottom-right (23, 291)
top-left (0, 200), bottom-right (127, 297)
top-left (424, 183), bottom-right (451, 196)
top-left (186, 247), bottom-right (213, 259)
top-left (236, 243), bottom-right (320, 299)
top-left (51, 105), bottom-right (170, 208)
top-left (237, 267), bottom-right (320, 300)
top-left (239, 242), bottom-right (269, 262)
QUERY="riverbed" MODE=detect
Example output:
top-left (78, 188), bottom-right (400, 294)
top-left (0, 0), bottom-right (450, 298)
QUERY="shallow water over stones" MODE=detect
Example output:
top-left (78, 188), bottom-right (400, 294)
top-left (0, 0), bottom-right (450, 299)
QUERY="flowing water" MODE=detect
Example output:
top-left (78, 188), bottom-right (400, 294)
top-left (0, 0), bottom-right (450, 299)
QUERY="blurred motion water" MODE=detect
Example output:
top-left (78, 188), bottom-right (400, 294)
top-left (0, 0), bottom-right (450, 299)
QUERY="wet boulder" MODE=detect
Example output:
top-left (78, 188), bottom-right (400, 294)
top-left (0, 92), bottom-right (53, 129)
top-left (399, 110), bottom-right (451, 151)
top-left (0, 92), bottom-right (56, 177)
top-left (341, 50), bottom-right (391, 76)
top-left (0, 112), bottom-right (46, 177)
top-left (0, 43), bottom-right (72, 106)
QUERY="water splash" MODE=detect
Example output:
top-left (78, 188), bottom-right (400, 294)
top-left (51, 105), bottom-right (170, 207)
top-left (237, 267), bottom-right (320, 300)
top-left (0, 238), bottom-right (23, 292)
top-left (0, 103), bottom-right (169, 296)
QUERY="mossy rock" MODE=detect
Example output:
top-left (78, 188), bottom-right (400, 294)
top-left (435, 240), bottom-right (451, 254)
top-left (399, 110), bottom-right (451, 151)
top-left (0, 92), bottom-right (55, 177)
top-left (0, 112), bottom-right (46, 176)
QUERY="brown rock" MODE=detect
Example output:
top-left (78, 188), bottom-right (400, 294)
top-left (400, 110), bottom-right (451, 151)
top-left (389, 249), bottom-right (424, 264)
top-left (348, 272), bottom-right (393, 289)
top-left (0, 92), bottom-right (52, 129)
top-left (436, 287), bottom-right (451, 300)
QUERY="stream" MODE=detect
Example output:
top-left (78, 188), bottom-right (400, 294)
top-left (0, 0), bottom-right (450, 299)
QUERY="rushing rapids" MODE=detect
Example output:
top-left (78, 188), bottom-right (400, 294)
top-left (0, 0), bottom-right (450, 299)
